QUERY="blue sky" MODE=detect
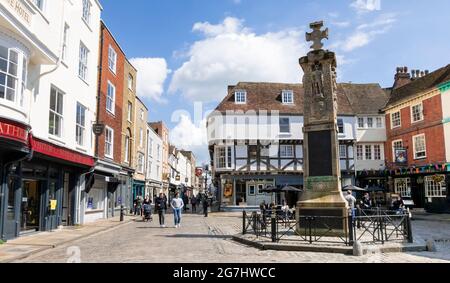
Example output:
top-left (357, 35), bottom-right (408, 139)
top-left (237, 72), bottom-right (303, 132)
top-left (101, 0), bottom-right (450, 164)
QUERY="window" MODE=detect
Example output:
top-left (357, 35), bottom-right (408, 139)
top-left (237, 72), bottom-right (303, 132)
top-left (124, 136), bottom-right (130, 163)
top-left (358, 117), bottom-right (364, 128)
top-left (33, 0), bottom-right (44, 10)
top-left (147, 160), bottom-right (152, 176)
top-left (376, 117), bottom-right (383, 128)
top-left (157, 144), bottom-right (161, 160)
top-left (282, 90), bottom-right (294, 104)
top-left (0, 47), bottom-right (26, 105)
top-left (78, 42), bottom-right (89, 81)
top-left (86, 188), bottom-right (104, 211)
top-left (76, 103), bottom-right (86, 146)
top-left (82, 0), bottom-right (91, 25)
top-left (367, 117), bottom-right (373, 128)
top-left (137, 153), bottom-right (144, 173)
top-left (216, 146), bottom-right (232, 169)
top-left (391, 111), bottom-right (401, 129)
top-left (339, 145), bottom-right (347, 158)
top-left (280, 145), bottom-right (294, 158)
top-left (149, 138), bottom-right (153, 157)
top-left (279, 118), bottom-right (290, 134)
top-left (392, 140), bottom-right (403, 161)
top-left (108, 45), bottom-right (117, 74)
top-left (139, 128), bottom-right (143, 147)
top-left (62, 24), bottom-right (69, 62)
top-left (413, 134), bottom-right (426, 159)
top-left (374, 145), bottom-right (381, 160)
top-left (140, 109), bottom-right (144, 121)
top-left (156, 165), bottom-right (160, 179)
top-left (395, 178), bottom-right (411, 197)
top-left (235, 91), bottom-right (247, 104)
top-left (425, 176), bottom-right (446, 198)
top-left (106, 81), bottom-right (115, 114)
top-left (337, 119), bottom-right (344, 134)
top-left (128, 74), bottom-right (133, 90)
top-left (127, 102), bottom-right (132, 122)
top-left (49, 87), bottom-right (64, 137)
top-left (365, 145), bottom-right (372, 160)
top-left (411, 104), bottom-right (424, 123)
top-left (105, 127), bottom-right (114, 158)
top-left (248, 185), bottom-right (256, 196)
top-left (357, 145), bottom-right (363, 160)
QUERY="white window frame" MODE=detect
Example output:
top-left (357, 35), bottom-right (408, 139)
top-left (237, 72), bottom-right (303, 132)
top-left (128, 74), bottom-right (133, 90)
top-left (282, 90), bottom-right (294, 104)
top-left (106, 81), bottom-right (115, 115)
top-left (280, 145), bottom-right (294, 158)
top-left (391, 111), bottom-right (401, 129)
top-left (62, 24), bottom-right (69, 62)
top-left (48, 86), bottom-right (64, 138)
top-left (365, 145), bottom-right (372, 160)
top-left (140, 109), bottom-right (144, 121)
top-left (392, 139), bottom-right (403, 161)
top-left (76, 102), bottom-right (86, 147)
top-left (425, 176), bottom-right (447, 198)
top-left (108, 45), bottom-right (117, 74)
top-left (374, 145), bottom-right (381, 160)
top-left (137, 152), bottom-right (145, 174)
top-left (395, 178), bottom-right (411, 197)
top-left (339, 145), bottom-right (347, 158)
top-left (358, 117), bottom-right (365, 129)
top-left (0, 47), bottom-right (26, 107)
top-left (127, 101), bottom-right (132, 122)
top-left (235, 91), bottom-right (247, 104)
top-left (376, 117), bottom-right (383, 128)
top-left (337, 119), bottom-right (345, 134)
top-left (32, 0), bottom-right (45, 11)
top-left (78, 42), bottom-right (89, 81)
top-left (367, 117), bottom-right (374, 128)
top-left (413, 134), bottom-right (427, 160)
top-left (82, 0), bottom-right (92, 26)
top-left (215, 146), bottom-right (232, 169)
top-left (411, 103), bottom-right (424, 123)
top-left (139, 128), bottom-right (144, 148)
top-left (124, 136), bottom-right (130, 164)
top-left (356, 145), bottom-right (363, 160)
top-left (105, 126), bottom-right (114, 159)
top-left (157, 144), bottom-right (161, 161)
top-left (279, 118), bottom-right (291, 134)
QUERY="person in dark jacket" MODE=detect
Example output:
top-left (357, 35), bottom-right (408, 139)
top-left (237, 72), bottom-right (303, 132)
top-left (202, 196), bottom-right (209, 217)
top-left (155, 193), bottom-right (167, 227)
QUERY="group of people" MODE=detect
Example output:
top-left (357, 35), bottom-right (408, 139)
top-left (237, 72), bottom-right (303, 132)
top-left (345, 191), bottom-right (406, 218)
top-left (259, 200), bottom-right (295, 220)
top-left (133, 192), bottom-right (212, 228)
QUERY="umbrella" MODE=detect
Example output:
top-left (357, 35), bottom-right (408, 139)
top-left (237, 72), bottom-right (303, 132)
top-left (342, 185), bottom-right (367, 192)
top-left (280, 185), bottom-right (303, 193)
top-left (260, 185), bottom-right (303, 193)
top-left (260, 185), bottom-right (278, 193)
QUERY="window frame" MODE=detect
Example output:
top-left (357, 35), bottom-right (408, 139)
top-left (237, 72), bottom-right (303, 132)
top-left (78, 42), bottom-right (89, 82)
top-left (282, 90), bottom-right (294, 104)
top-left (127, 101), bottom-right (132, 122)
top-left (128, 74), bottom-right (133, 90)
top-left (395, 178), bottom-right (412, 198)
top-left (376, 117), bottom-right (383, 128)
top-left (358, 117), bottom-right (365, 129)
top-left (392, 139), bottom-right (404, 161)
top-left (411, 103), bottom-right (424, 123)
top-left (365, 145), bottom-right (372, 160)
top-left (279, 118), bottom-right (291, 134)
top-left (48, 86), bottom-right (64, 138)
top-left (108, 45), bottom-right (117, 74)
top-left (280, 145), bottom-right (294, 158)
top-left (337, 119), bottom-right (345, 134)
top-left (356, 145), bottom-right (363, 161)
top-left (215, 146), bottom-right (232, 169)
top-left (105, 126), bottom-right (114, 159)
top-left (425, 176), bottom-right (447, 198)
top-left (124, 135), bottom-right (130, 164)
top-left (339, 145), bottom-right (347, 158)
top-left (82, 0), bottom-right (92, 26)
top-left (137, 152), bottom-right (145, 174)
top-left (75, 102), bottom-right (86, 147)
top-left (374, 144), bottom-right (381, 160)
top-left (367, 117), bottom-right (374, 128)
top-left (106, 81), bottom-right (116, 115)
top-left (413, 134), bottom-right (427, 160)
top-left (62, 23), bottom-right (69, 62)
top-left (235, 91), bottom-right (247, 104)
top-left (0, 47), bottom-right (26, 107)
top-left (391, 111), bottom-right (401, 129)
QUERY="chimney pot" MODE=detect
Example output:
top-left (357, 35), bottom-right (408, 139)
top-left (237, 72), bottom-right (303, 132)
top-left (404, 67), bottom-right (408, 73)
top-left (411, 70), bottom-right (416, 78)
top-left (425, 70), bottom-right (429, 75)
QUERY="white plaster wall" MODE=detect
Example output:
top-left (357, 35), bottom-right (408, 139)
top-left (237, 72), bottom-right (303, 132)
top-left (147, 126), bottom-right (163, 183)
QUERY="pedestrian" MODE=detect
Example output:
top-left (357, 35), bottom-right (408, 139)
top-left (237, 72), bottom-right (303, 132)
top-left (344, 190), bottom-right (357, 218)
top-left (155, 193), bottom-right (167, 227)
top-left (171, 192), bottom-right (184, 228)
top-left (136, 195), bottom-right (144, 216)
top-left (191, 196), bottom-right (197, 213)
top-left (202, 196), bottom-right (209, 217)
top-left (362, 192), bottom-right (372, 211)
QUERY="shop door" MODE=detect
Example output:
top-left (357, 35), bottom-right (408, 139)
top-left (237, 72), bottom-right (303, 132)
top-left (3, 175), bottom-right (21, 240)
top-left (20, 180), bottom-right (41, 234)
top-left (62, 173), bottom-right (70, 226)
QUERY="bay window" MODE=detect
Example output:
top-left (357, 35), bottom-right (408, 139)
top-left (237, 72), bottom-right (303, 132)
top-left (216, 146), bottom-right (233, 169)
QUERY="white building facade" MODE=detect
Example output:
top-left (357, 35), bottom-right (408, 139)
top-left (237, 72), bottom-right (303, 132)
top-left (146, 124), bottom-right (163, 200)
top-left (0, 0), bottom-right (102, 240)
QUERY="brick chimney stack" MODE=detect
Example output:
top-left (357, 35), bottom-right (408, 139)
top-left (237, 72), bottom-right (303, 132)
top-left (393, 66), bottom-right (411, 89)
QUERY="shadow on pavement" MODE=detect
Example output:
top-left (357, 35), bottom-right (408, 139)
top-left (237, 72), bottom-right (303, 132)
top-left (164, 234), bottom-right (233, 239)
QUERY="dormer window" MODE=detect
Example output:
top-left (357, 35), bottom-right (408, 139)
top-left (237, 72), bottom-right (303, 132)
top-left (235, 91), bottom-right (247, 104)
top-left (282, 90), bottom-right (294, 104)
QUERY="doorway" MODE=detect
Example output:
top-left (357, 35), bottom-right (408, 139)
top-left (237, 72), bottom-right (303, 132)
top-left (21, 180), bottom-right (42, 234)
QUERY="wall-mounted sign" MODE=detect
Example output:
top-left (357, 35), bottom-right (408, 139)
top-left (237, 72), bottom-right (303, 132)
top-left (93, 123), bottom-right (105, 136)
top-left (224, 183), bottom-right (233, 197)
top-left (0, 119), bottom-right (29, 145)
top-left (2, 0), bottom-right (33, 26)
top-left (50, 199), bottom-right (57, 211)
top-left (176, 175), bottom-right (180, 181)
top-left (195, 168), bottom-right (203, 177)
top-left (395, 148), bottom-right (408, 165)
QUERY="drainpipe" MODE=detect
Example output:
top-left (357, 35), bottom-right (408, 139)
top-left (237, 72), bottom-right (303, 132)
top-left (95, 26), bottom-right (104, 160)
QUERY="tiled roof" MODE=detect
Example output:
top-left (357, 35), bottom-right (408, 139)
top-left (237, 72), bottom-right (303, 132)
top-left (213, 82), bottom-right (388, 115)
top-left (386, 64), bottom-right (450, 107)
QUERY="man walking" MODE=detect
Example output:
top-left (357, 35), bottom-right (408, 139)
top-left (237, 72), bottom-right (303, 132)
top-left (171, 192), bottom-right (184, 228)
top-left (155, 193), bottom-right (167, 227)
top-left (202, 196), bottom-right (209, 217)
top-left (191, 195), bottom-right (197, 213)
top-left (344, 190), bottom-right (357, 218)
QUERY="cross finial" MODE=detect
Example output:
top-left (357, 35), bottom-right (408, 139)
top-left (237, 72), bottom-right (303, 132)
top-left (306, 21), bottom-right (329, 51)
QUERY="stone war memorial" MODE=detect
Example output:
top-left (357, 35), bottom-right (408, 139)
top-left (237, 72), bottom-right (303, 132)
top-left (297, 21), bottom-right (349, 236)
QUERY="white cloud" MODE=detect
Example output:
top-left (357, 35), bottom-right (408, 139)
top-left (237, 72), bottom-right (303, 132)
top-left (170, 114), bottom-right (209, 164)
top-left (342, 32), bottom-right (370, 52)
top-left (169, 17), bottom-right (309, 103)
top-left (332, 21), bottom-right (351, 28)
top-left (350, 0), bottom-right (381, 14)
top-left (129, 57), bottom-right (171, 103)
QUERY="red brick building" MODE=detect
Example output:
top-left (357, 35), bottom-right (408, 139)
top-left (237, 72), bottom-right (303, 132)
top-left (84, 21), bottom-right (127, 223)
top-left (383, 65), bottom-right (450, 213)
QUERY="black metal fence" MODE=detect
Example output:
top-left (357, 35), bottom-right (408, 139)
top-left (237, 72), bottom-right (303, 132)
top-left (242, 208), bottom-right (413, 246)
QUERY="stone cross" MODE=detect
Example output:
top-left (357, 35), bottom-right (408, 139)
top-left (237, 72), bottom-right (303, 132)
top-left (305, 21), bottom-right (329, 51)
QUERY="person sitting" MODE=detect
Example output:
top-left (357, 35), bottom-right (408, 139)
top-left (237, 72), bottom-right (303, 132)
top-left (393, 197), bottom-right (405, 214)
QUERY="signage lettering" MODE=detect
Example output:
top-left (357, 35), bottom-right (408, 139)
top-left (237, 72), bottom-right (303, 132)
top-left (0, 120), bottom-right (29, 144)
top-left (31, 138), bottom-right (95, 167)
top-left (4, 0), bottom-right (32, 25)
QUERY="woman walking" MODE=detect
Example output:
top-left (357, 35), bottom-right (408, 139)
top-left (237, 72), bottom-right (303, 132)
top-left (155, 193), bottom-right (167, 227)
top-left (171, 192), bottom-right (184, 228)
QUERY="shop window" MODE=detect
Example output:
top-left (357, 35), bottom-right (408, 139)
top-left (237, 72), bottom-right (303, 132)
top-left (86, 189), bottom-right (104, 211)
top-left (425, 175), bottom-right (446, 198)
top-left (395, 178), bottom-right (411, 197)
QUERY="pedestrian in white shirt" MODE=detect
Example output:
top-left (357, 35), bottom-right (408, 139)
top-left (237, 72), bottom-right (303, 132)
top-left (171, 192), bottom-right (184, 228)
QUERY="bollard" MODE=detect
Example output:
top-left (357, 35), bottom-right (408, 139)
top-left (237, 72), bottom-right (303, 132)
top-left (271, 211), bottom-right (277, 243)
top-left (242, 211), bottom-right (246, 235)
top-left (406, 208), bottom-right (414, 243)
top-left (120, 205), bottom-right (124, 222)
top-left (348, 213), bottom-right (354, 246)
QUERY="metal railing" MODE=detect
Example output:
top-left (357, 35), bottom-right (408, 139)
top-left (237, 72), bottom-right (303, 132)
top-left (242, 208), bottom-right (414, 246)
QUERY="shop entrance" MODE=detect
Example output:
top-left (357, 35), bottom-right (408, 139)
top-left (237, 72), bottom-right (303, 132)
top-left (21, 180), bottom-right (43, 234)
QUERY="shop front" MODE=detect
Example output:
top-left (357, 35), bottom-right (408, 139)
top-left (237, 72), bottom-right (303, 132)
top-left (132, 180), bottom-right (145, 203)
top-left (146, 180), bottom-right (162, 203)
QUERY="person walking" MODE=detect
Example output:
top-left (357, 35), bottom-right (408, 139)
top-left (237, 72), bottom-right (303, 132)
top-left (155, 193), bottom-right (167, 227)
top-left (191, 196), bottom-right (197, 213)
top-left (202, 196), bottom-right (209, 217)
top-left (344, 190), bottom-right (357, 218)
top-left (171, 192), bottom-right (184, 228)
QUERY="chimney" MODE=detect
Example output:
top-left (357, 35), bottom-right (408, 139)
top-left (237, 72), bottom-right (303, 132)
top-left (393, 66), bottom-right (411, 89)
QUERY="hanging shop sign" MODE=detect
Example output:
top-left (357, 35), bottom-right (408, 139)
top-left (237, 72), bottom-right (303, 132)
top-left (395, 148), bottom-right (408, 165)
top-left (0, 119), bottom-right (29, 145)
